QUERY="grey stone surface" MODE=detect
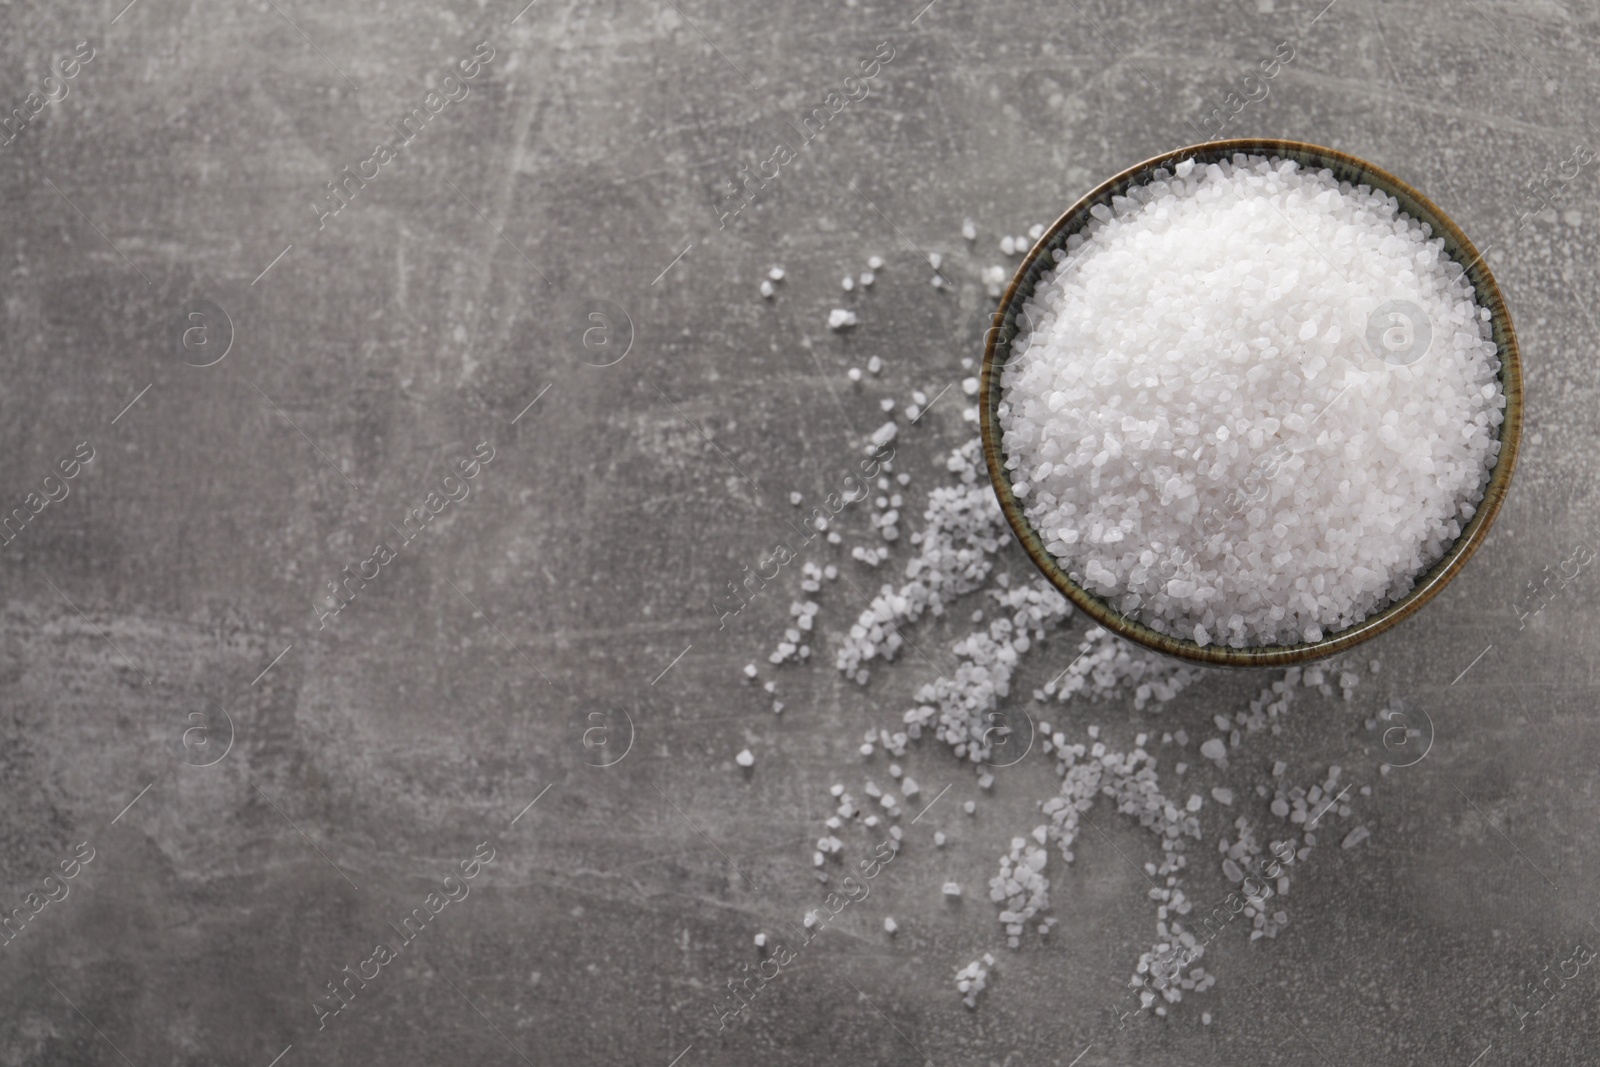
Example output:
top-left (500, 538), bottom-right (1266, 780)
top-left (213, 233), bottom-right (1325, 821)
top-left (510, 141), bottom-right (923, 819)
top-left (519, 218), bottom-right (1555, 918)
top-left (1, 0), bottom-right (1598, 1064)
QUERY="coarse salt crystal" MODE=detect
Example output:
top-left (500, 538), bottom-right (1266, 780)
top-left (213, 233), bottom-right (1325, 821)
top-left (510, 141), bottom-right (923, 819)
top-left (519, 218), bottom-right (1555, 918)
top-left (998, 155), bottom-right (1503, 647)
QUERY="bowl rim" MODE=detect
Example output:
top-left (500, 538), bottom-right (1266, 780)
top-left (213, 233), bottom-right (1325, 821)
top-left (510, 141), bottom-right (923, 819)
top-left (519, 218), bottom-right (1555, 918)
top-left (978, 137), bottom-right (1524, 668)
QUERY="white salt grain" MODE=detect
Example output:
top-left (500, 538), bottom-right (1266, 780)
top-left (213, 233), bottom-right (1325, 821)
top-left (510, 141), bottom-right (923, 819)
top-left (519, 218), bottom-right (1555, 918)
top-left (828, 308), bottom-right (857, 330)
top-left (998, 155), bottom-right (1504, 647)
top-left (735, 748), bottom-right (755, 767)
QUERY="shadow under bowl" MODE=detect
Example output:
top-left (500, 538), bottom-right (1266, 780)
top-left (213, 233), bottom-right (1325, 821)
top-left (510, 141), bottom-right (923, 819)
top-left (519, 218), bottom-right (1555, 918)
top-left (978, 137), bottom-right (1523, 668)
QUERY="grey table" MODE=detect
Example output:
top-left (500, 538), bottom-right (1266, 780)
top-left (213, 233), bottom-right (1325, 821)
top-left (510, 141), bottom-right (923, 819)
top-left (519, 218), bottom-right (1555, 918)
top-left (1, 0), bottom-right (1596, 1064)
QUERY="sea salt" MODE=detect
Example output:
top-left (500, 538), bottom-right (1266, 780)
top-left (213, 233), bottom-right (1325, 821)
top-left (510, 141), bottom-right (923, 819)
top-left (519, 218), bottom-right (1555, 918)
top-left (997, 155), bottom-right (1505, 647)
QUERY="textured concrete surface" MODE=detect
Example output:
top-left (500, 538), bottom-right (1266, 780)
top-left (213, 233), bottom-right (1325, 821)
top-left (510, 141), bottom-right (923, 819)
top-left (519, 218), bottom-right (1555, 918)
top-left (2, 0), bottom-right (1599, 1064)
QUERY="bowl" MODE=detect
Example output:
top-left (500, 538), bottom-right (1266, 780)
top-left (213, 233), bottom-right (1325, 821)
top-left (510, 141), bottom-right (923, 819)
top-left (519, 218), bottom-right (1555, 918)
top-left (978, 137), bottom-right (1523, 668)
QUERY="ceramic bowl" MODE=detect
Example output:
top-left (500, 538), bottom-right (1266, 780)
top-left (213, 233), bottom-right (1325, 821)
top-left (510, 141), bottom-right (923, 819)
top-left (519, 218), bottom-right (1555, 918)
top-left (978, 138), bottom-right (1522, 667)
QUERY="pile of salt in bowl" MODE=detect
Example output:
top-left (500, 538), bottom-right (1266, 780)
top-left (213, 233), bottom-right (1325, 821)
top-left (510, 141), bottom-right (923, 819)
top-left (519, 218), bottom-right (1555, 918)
top-left (997, 154), bottom-right (1506, 648)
